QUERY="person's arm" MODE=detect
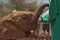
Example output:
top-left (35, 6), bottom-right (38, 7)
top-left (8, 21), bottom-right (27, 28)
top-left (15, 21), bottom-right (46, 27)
top-left (49, 0), bottom-right (58, 22)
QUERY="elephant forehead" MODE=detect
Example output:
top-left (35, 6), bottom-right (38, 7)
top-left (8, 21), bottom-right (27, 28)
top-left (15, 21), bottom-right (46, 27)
top-left (13, 11), bottom-right (34, 16)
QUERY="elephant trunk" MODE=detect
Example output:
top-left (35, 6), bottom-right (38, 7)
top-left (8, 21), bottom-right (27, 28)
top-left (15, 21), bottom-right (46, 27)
top-left (33, 3), bottom-right (49, 22)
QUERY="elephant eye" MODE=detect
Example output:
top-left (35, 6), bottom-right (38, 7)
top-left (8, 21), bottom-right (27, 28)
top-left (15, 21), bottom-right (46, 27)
top-left (21, 14), bottom-right (27, 19)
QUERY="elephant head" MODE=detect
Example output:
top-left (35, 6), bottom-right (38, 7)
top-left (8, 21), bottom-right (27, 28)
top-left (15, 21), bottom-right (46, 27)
top-left (12, 3), bottom-right (49, 31)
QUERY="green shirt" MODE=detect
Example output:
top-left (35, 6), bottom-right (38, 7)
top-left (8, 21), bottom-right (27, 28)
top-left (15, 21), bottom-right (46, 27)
top-left (43, 14), bottom-right (50, 21)
top-left (49, 0), bottom-right (60, 40)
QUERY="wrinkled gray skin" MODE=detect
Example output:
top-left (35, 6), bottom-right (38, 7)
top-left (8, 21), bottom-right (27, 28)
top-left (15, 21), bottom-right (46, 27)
top-left (0, 3), bottom-right (49, 40)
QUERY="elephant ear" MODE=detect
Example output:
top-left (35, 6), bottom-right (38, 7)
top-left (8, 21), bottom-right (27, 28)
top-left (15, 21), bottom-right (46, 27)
top-left (33, 3), bottom-right (49, 22)
top-left (2, 20), bottom-right (15, 29)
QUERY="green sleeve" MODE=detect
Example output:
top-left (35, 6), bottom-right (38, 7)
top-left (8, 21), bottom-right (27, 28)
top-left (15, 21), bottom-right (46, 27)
top-left (49, 0), bottom-right (58, 22)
